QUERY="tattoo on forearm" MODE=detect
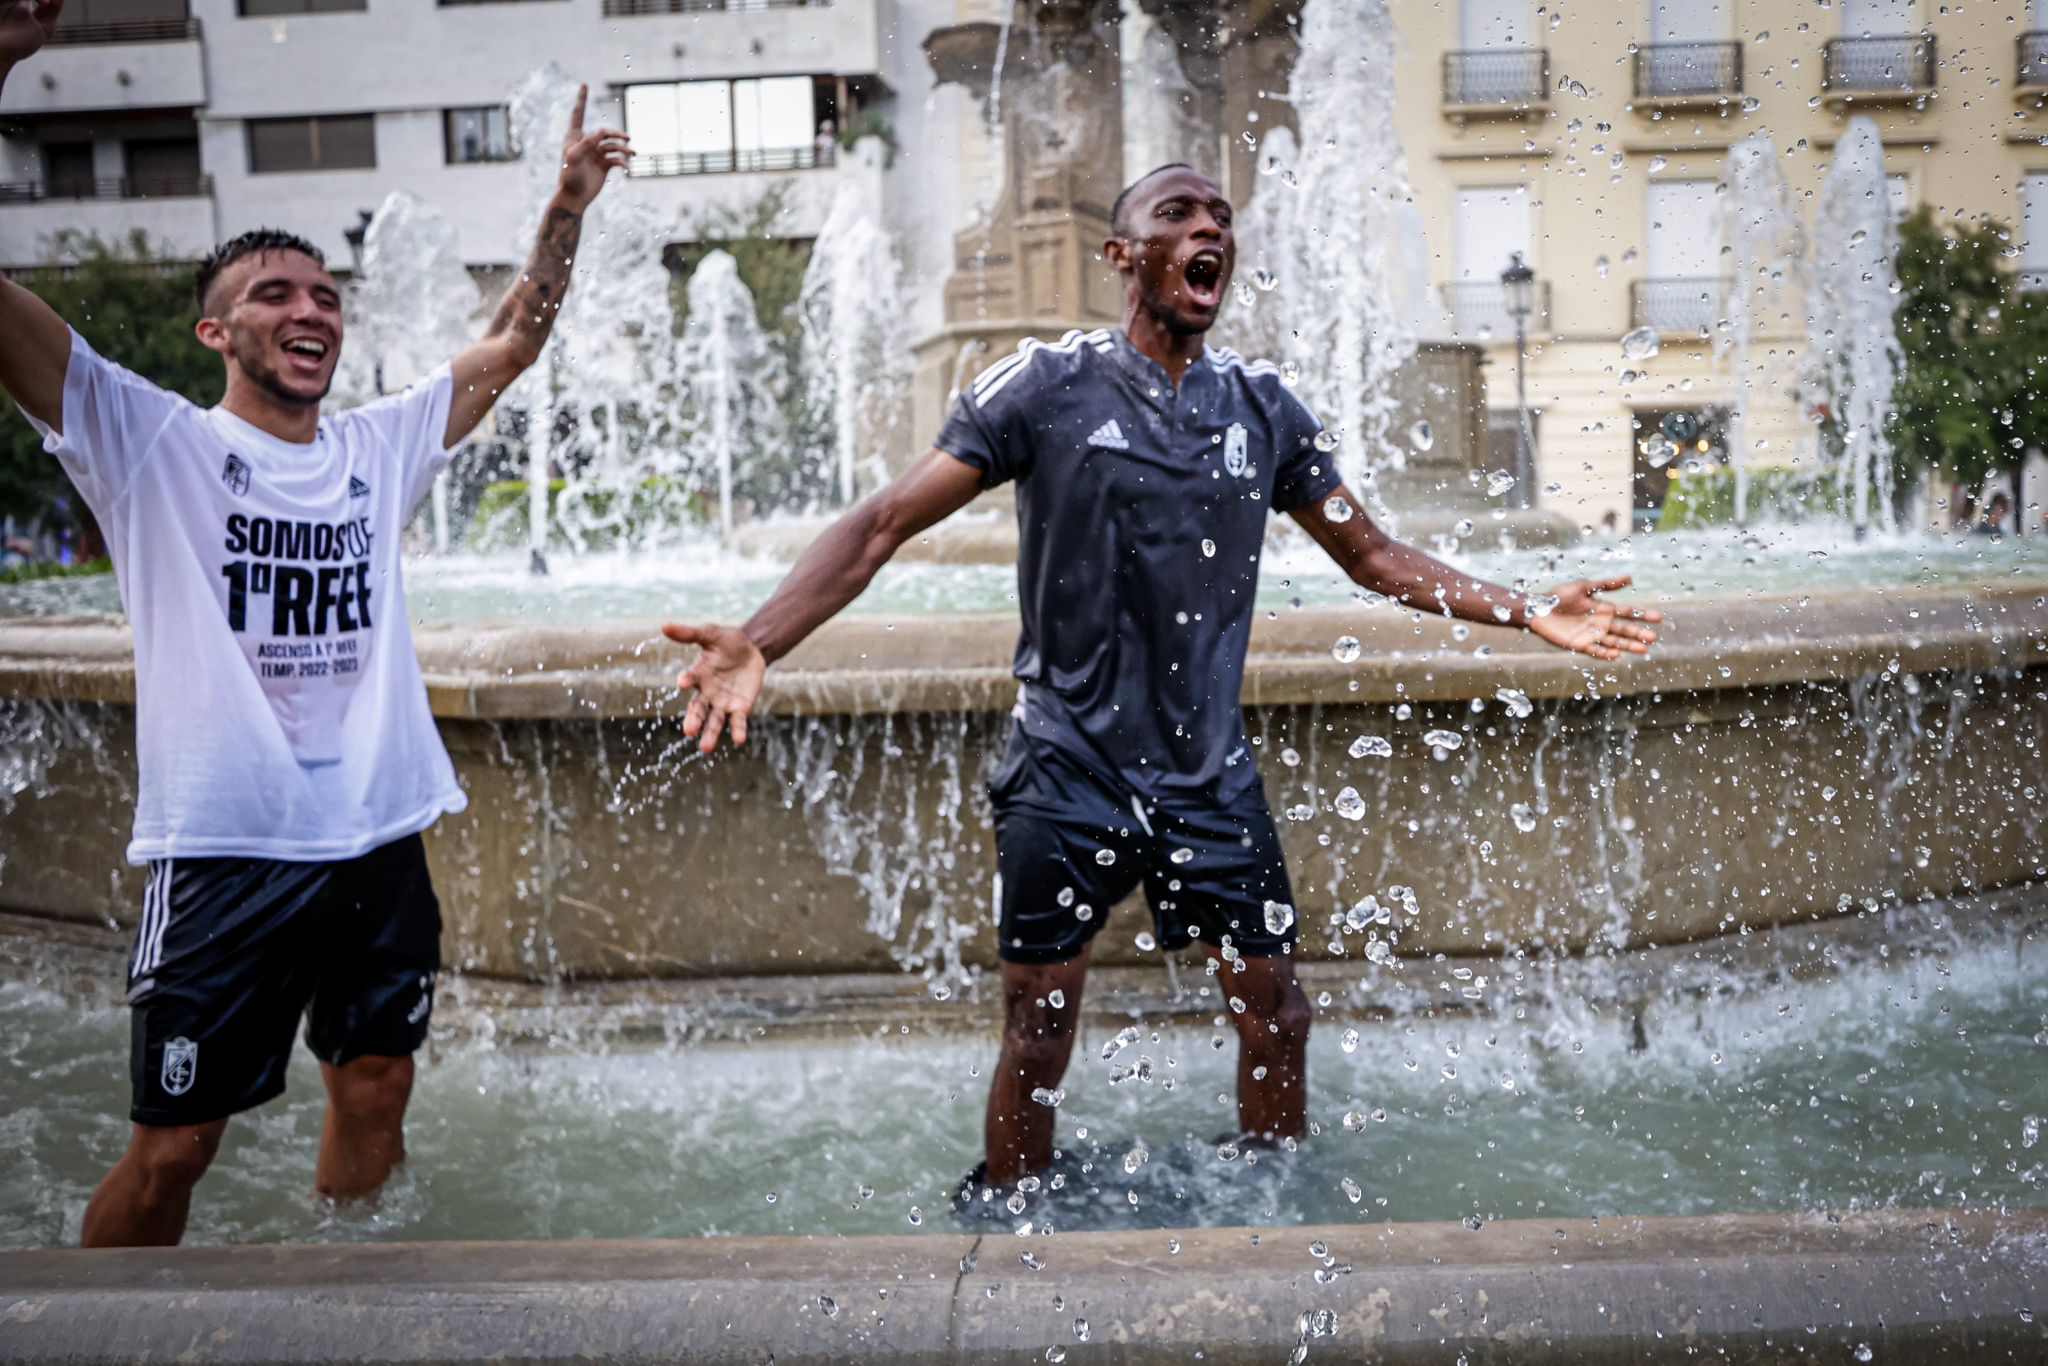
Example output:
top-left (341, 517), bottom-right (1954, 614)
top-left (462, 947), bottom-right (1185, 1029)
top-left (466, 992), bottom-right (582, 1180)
top-left (491, 205), bottom-right (584, 356)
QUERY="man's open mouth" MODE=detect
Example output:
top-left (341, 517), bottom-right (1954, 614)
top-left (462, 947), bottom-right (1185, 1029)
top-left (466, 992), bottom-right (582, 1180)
top-left (1182, 251), bottom-right (1225, 309)
top-left (281, 337), bottom-right (330, 374)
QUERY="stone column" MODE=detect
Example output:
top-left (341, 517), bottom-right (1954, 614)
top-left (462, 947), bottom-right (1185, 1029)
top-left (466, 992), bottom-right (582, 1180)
top-left (911, 0), bottom-right (1126, 447)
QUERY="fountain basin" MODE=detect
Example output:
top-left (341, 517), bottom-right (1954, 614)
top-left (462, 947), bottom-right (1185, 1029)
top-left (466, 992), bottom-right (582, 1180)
top-left (0, 1207), bottom-right (2041, 1364)
top-left (1, 582), bottom-right (2044, 980)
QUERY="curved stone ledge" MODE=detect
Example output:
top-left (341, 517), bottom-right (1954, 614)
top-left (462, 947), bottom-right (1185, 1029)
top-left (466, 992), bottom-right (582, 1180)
top-left (3, 580), bottom-right (2046, 719)
top-left (0, 1207), bottom-right (2040, 1364)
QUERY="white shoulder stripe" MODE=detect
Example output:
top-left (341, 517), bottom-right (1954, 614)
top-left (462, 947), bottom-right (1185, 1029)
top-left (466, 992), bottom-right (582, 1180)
top-left (972, 328), bottom-right (1115, 407)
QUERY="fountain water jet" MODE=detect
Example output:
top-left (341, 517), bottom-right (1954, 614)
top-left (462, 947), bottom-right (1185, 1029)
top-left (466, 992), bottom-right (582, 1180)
top-left (1717, 135), bottom-right (1805, 529)
top-left (344, 191), bottom-right (484, 554)
top-left (679, 251), bottom-right (784, 540)
top-left (1804, 117), bottom-right (1906, 538)
top-left (798, 182), bottom-right (911, 508)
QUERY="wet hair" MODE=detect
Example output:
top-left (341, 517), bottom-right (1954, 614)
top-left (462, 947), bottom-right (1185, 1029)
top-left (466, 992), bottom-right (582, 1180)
top-left (1110, 163), bottom-right (1198, 238)
top-left (194, 229), bottom-right (326, 314)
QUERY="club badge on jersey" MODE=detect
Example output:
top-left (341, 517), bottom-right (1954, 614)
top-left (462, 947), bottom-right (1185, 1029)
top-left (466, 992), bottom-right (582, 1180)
top-left (161, 1036), bottom-right (198, 1095)
top-left (1224, 422), bottom-right (1249, 478)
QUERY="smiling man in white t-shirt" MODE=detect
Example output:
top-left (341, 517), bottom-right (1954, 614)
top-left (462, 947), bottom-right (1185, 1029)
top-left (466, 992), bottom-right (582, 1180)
top-left (0, 0), bottom-right (632, 1246)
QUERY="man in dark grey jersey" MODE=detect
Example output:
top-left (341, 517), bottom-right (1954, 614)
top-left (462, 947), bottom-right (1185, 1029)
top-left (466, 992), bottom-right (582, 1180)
top-left (663, 164), bottom-right (1660, 1188)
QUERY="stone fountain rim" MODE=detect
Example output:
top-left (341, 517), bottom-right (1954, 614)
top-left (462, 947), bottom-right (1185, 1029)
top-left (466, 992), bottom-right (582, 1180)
top-left (1, 578), bottom-right (2043, 719)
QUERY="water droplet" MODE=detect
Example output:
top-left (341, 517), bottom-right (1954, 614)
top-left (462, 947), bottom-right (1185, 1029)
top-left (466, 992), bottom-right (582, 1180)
top-left (1496, 687), bottom-right (1533, 718)
top-left (1620, 325), bottom-right (1662, 361)
top-left (1263, 900), bottom-right (1296, 934)
top-left (1350, 735), bottom-right (1393, 759)
top-left (1334, 787), bottom-right (1367, 821)
top-left (1095, 848), bottom-right (1116, 866)
top-left (1122, 1146), bottom-right (1149, 1174)
top-left (1322, 494), bottom-right (1355, 524)
top-left (1595, 254), bottom-right (1610, 278)
top-left (1511, 802), bottom-right (1538, 833)
top-left (1057, 886), bottom-right (1075, 907)
top-left (1134, 931), bottom-right (1157, 952)
top-left (1252, 267), bottom-right (1279, 292)
top-left (1342, 1110), bottom-right (1367, 1132)
top-left (930, 983), bottom-right (953, 1001)
top-left (907, 1207), bottom-right (923, 1225)
top-left (1045, 1346), bottom-right (1065, 1362)
top-left (1331, 635), bottom-right (1362, 663)
top-left (1644, 435), bottom-right (1680, 468)
top-left (1853, 1347), bottom-right (1873, 1364)
top-left (1047, 989), bottom-right (1066, 1008)
top-left (1647, 154), bottom-right (1669, 174)
top-left (820, 1295), bottom-right (839, 1318)
top-left (1280, 361), bottom-right (1300, 386)
top-left (2024, 1115), bottom-right (2041, 1148)
top-left (1074, 1319), bottom-right (1091, 1342)
top-left (1341, 1176), bottom-right (1364, 1203)
top-left (1201, 538), bottom-right (1217, 558)
top-left (1487, 470), bottom-right (1517, 497)
top-left (1233, 280), bottom-right (1257, 307)
top-left (1423, 729), bottom-right (1464, 751)
top-left (1281, 747), bottom-right (1301, 766)
top-left (1340, 1027), bottom-right (1359, 1053)
top-left (1031, 1086), bottom-right (1065, 1107)
top-left (1408, 419), bottom-right (1434, 451)
top-left (1313, 428), bottom-right (1341, 453)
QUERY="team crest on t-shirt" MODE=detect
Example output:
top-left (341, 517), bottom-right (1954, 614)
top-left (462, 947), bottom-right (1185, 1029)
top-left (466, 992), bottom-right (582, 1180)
top-left (1224, 423), bottom-right (1249, 478)
top-left (221, 452), bottom-right (251, 497)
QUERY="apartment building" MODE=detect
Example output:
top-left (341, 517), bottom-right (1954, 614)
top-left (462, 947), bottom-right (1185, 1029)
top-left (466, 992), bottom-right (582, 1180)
top-left (0, 0), bottom-right (945, 275)
top-left (1389, 0), bottom-right (2047, 531)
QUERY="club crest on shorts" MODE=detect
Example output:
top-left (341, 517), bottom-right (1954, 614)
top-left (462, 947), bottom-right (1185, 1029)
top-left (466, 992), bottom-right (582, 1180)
top-left (1223, 423), bottom-right (1249, 478)
top-left (161, 1036), bottom-right (197, 1096)
top-left (221, 452), bottom-right (251, 497)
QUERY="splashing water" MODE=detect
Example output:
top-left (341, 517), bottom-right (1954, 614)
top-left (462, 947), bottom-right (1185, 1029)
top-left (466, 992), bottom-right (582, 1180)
top-left (1719, 135), bottom-right (1806, 528)
top-left (679, 252), bottom-right (787, 541)
top-left (1804, 118), bottom-right (1905, 537)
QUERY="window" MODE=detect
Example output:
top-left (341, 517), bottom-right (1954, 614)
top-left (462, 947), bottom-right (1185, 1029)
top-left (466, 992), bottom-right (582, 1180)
top-left (56, 0), bottom-right (187, 24)
top-left (1460, 0), bottom-right (1528, 48)
top-left (1446, 186), bottom-right (1532, 335)
top-left (238, 0), bottom-right (363, 15)
top-left (247, 115), bottom-right (376, 173)
top-left (445, 107), bottom-right (515, 163)
top-left (1640, 179), bottom-right (1721, 332)
top-left (623, 75), bottom-right (836, 175)
top-left (42, 142), bottom-right (96, 198)
top-left (2022, 174), bottom-right (2048, 291)
top-left (124, 136), bottom-right (202, 193)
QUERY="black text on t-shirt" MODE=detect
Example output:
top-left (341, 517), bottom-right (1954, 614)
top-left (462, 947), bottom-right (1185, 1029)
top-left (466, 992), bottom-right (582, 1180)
top-left (220, 512), bottom-right (375, 637)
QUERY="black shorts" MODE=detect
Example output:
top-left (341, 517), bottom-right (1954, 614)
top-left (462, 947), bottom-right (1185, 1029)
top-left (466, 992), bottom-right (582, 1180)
top-left (988, 727), bottom-right (1297, 965)
top-left (125, 833), bottom-right (442, 1127)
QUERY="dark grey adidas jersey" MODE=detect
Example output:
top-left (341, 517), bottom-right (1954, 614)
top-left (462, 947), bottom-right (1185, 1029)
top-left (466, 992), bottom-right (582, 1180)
top-left (935, 327), bottom-right (1339, 805)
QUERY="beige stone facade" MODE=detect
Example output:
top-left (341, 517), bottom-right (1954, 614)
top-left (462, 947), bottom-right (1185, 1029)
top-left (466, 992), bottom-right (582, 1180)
top-left (1384, 0), bottom-right (2044, 534)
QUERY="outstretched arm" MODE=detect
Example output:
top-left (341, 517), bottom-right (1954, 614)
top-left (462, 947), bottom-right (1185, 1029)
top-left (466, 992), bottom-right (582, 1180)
top-left (1292, 485), bottom-right (1662, 661)
top-left (0, 0), bottom-right (73, 431)
top-left (662, 449), bottom-right (986, 751)
top-left (444, 84), bottom-right (630, 448)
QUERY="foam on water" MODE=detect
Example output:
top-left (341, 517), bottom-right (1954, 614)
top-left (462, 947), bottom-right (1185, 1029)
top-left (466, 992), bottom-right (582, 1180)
top-left (1, 922), bottom-right (2040, 1247)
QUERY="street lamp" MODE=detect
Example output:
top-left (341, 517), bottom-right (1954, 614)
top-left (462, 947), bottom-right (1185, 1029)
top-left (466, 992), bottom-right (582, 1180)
top-left (1500, 251), bottom-right (1537, 511)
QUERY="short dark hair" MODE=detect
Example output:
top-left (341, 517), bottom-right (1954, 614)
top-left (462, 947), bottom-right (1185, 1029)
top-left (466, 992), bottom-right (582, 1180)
top-left (195, 229), bottom-right (326, 314)
top-left (1110, 163), bottom-right (1197, 238)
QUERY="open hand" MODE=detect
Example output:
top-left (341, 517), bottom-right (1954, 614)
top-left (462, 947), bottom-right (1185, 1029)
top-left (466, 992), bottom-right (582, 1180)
top-left (554, 84), bottom-right (632, 212)
top-left (662, 622), bottom-right (766, 752)
top-left (1528, 576), bottom-right (1662, 662)
top-left (0, 0), bottom-right (64, 64)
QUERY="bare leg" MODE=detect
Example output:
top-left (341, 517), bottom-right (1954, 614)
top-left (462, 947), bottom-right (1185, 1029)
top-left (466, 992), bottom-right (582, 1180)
top-left (81, 1120), bottom-right (228, 1247)
top-left (1207, 948), bottom-right (1310, 1143)
top-left (983, 949), bottom-right (1092, 1184)
top-left (315, 1054), bottom-right (414, 1203)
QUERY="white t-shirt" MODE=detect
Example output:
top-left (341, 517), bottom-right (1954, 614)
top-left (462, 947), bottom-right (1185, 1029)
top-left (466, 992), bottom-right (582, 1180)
top-left (29, 329), bottom-right (468, 863)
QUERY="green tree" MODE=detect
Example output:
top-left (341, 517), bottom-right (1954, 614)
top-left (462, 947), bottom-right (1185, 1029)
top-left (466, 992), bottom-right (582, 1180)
top-left (0, 232), bottom-right (221, 543)
top-left (1890, 206), bottom-right (2048, 522)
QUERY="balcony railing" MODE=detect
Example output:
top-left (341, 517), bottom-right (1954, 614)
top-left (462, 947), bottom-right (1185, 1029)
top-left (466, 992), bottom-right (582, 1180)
top-left (2019, 32), bottom-right (2048, 89)
top-left (46, 16), bottom-right (200, 44)
top-left (1442, 279), bottom-right (1551, 338)
top-left (1822, 34), bottom-right (1936, 96)
top-left (601, 0), bottom-right (824, 14)
top-left (1633, 41), bottom-right (1742, 100)
top-left (1441, 48), bottom-right (1549, 108)
top-left (0, 174), bottom-right (212, 203)
top-left (1631, 277), bottom-right (1726, 335)
top-left (626, 144), bottom-right (833, 177)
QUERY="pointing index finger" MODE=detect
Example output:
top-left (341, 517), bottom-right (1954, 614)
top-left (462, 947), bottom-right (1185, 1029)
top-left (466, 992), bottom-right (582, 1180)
top-left (569, 83), bottom-right (588, 137)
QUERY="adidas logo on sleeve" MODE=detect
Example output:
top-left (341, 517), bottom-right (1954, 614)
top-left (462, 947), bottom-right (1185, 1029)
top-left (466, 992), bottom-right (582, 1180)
top-left (1087, 418), bottom-right (1130, 450)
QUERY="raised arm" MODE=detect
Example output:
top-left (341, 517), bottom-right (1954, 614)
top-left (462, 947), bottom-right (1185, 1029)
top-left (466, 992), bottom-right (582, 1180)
top-left (443, 84), bottom-right (630, 448)
top-left (1292, 485), bottom-right (1661, 661)
top-left (0, 0), bottom-right (74, 431)
top-left (661, 449), bottom-right (986, 751)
